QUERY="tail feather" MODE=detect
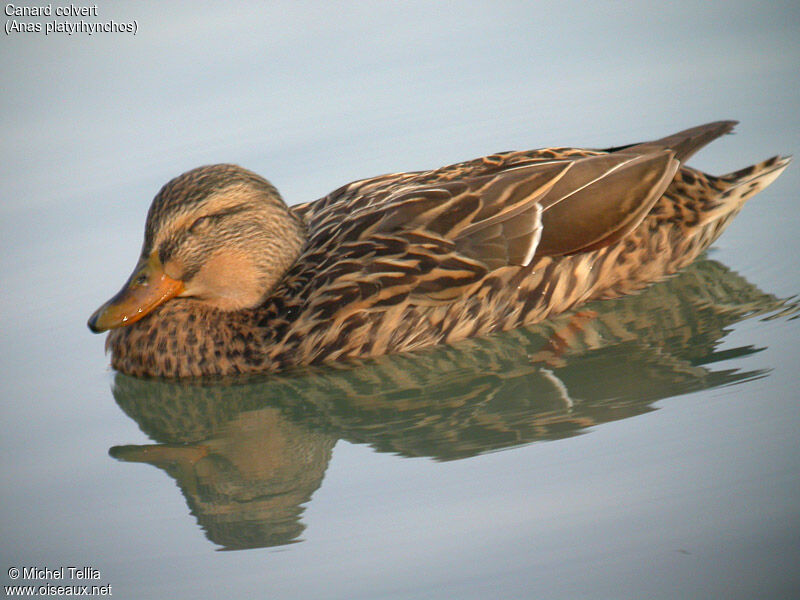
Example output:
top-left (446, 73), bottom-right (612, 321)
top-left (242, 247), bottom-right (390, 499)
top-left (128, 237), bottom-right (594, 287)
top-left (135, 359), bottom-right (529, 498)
top-left (719, 155), bottom-right (792, 203)
top-left (695, 155), bottom-right (791, 228)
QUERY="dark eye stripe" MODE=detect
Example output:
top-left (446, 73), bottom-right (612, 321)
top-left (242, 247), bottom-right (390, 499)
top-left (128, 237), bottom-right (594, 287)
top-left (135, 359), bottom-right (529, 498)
top-left (189, 204), bottom-right (249, 232)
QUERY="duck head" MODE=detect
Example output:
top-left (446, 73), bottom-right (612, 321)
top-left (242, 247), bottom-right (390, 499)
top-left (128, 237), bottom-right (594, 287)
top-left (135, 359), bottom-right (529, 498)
top-left (88, 164), bottom-right (306, 333)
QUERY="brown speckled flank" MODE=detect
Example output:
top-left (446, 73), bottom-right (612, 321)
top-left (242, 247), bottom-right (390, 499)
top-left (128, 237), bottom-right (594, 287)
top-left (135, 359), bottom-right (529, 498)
top-left (96, 121), bottom-right (790, 377)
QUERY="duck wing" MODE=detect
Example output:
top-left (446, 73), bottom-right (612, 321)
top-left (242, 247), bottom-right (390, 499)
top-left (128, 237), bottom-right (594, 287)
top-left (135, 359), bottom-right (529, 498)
top-left (602, 120), bottom-right (737, 162)
top-left (361, 148), bottom-right (678, 268)
top-left (290, 148), bottom-right (678, 311)
top-left (531, 149), bottom-right (678, 258)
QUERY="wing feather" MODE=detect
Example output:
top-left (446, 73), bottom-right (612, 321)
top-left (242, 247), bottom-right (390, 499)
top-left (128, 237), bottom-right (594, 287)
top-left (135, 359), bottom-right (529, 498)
top-left (290, 143), bottom-right (681, 310)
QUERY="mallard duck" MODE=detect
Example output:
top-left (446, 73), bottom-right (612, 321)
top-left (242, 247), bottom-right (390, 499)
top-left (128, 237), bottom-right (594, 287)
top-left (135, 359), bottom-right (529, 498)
top-left (88, 121), bottom-right (790, 378)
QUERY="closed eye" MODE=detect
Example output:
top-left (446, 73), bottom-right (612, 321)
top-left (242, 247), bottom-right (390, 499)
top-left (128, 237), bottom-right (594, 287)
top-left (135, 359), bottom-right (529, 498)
top-left (188, 215), bottom-right (212, 233)
top-left (188, 204), bottom-right (249, 233)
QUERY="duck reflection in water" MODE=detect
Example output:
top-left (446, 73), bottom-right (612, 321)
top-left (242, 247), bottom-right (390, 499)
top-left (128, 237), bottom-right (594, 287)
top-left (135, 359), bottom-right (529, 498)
top-left (110, 258), bottom-right (797, 550)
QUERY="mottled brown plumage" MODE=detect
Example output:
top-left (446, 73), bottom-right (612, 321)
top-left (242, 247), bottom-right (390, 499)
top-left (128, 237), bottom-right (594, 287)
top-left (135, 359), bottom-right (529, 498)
top-left (88, 121), bottom-right (790, 377)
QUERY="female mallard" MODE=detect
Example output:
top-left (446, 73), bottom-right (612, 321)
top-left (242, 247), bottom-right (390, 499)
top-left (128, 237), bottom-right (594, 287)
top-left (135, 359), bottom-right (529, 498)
top-left (88, 121), bottom-right (789, 378)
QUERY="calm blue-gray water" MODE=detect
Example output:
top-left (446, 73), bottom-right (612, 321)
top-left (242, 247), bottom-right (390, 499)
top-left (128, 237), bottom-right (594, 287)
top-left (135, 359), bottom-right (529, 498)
top-left (2, 2), bottom-right (799, 598)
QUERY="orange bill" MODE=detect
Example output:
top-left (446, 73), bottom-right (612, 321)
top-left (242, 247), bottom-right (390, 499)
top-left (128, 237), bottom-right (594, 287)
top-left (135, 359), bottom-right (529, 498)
top-left (88, 252), bottom-right (184, 333)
